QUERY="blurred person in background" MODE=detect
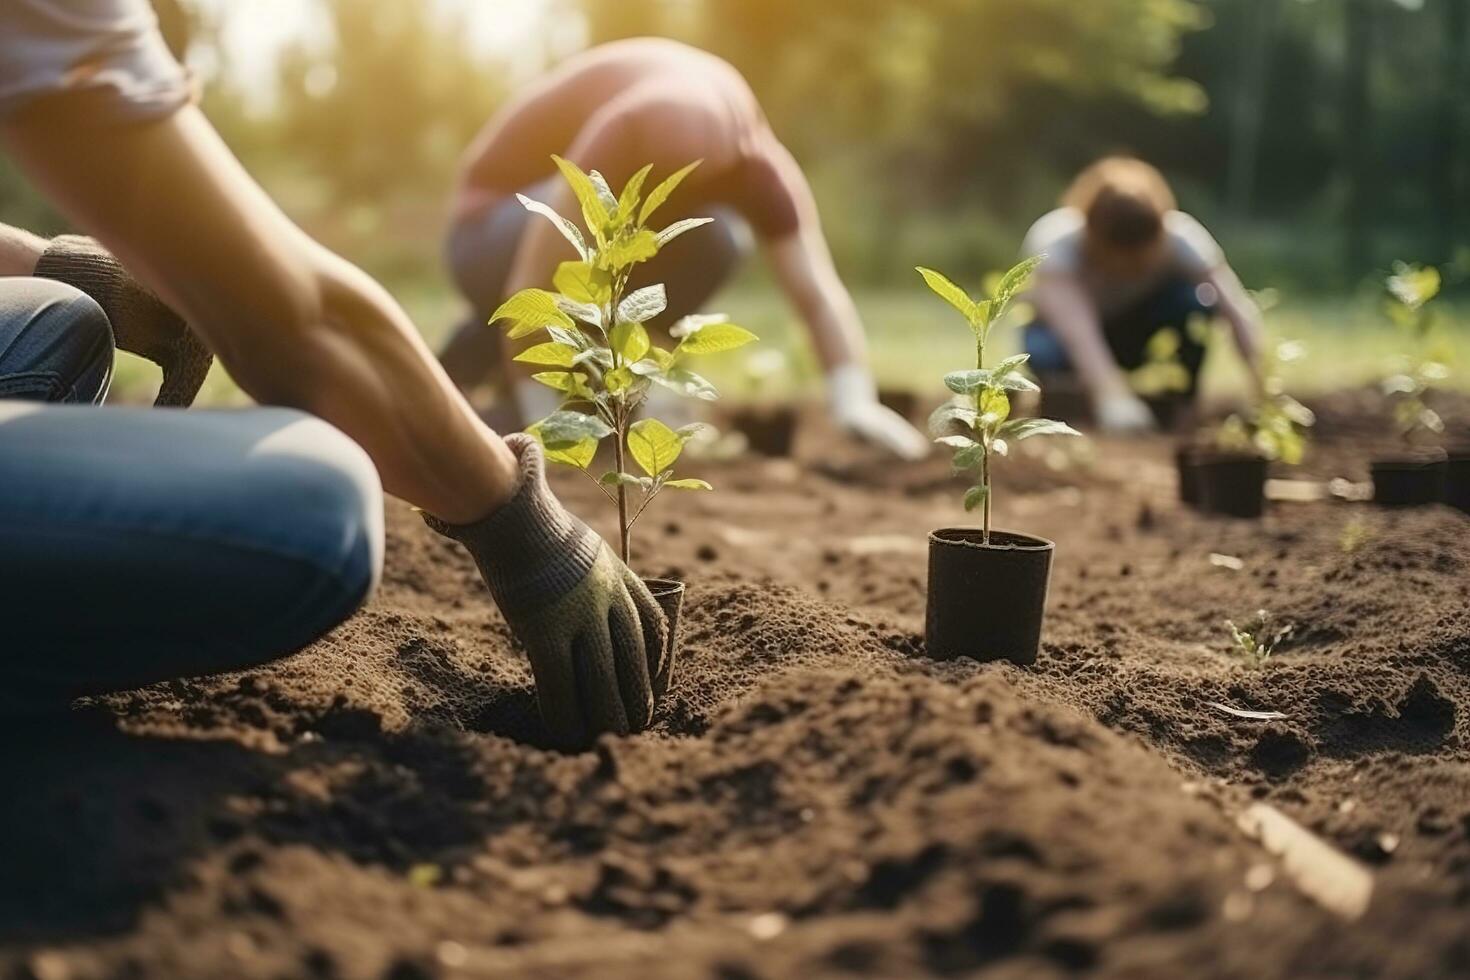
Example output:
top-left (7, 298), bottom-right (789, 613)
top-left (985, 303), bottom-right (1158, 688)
top-left (1020, 156), bottom-right (1264, 433)
top-left (0, 0), bottom-right (667, 747)
top-left (438, 37), bottom-right (928, 461)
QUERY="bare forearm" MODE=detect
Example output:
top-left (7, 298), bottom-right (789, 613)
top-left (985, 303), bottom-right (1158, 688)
top-left (3, 104), bottom-right (517, 523)
top-left (765, 230), bottom-right (866, 373)
top-left (1209, 267), bottom-right (1265, 385)
top-left (0, 223), bottom-right (45, 276)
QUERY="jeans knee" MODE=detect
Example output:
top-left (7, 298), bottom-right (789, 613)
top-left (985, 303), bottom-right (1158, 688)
top-left (0, 279), bottom-right (115, 402)
top-left (253, 411), bottom-right (385, 610)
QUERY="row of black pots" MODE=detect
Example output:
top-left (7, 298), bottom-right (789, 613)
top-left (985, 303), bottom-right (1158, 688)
top-left (1369, 448), bottom-right (1470, 509)
top-left (1176, 445), bottom-right (1470, 515)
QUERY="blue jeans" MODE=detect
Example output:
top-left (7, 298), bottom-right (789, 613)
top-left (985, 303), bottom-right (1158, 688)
top-left (1024, 278), bottom-right (1215, 395)
top-left (0, 279), bottom-right (384, 710)
top-left (0, 277), bottom-right (114, 402)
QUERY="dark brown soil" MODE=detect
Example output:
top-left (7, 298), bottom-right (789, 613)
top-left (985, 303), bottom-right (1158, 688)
top-left (3, 392), bottom-right (1469, 979)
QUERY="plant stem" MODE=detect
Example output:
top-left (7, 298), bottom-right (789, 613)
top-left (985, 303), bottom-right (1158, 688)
top-left (614, 426), bottom-right (631, 562)
top-left (980, 446), bottom-right (991, 545)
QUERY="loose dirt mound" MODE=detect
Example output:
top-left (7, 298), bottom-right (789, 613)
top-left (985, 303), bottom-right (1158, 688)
top-left (2, 397), bottom-right (1468, 979)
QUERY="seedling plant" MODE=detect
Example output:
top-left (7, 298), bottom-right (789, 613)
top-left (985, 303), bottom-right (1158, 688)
top-left (1224, 610), bottom-right (1293, 669)
top-left (916, 257), bottom-right (1081, 543)
top-left (1216, 338), bottom-right (1316, 464)
top-left (491, 156), bottom-right (757, 561)
top-left (1381, 262), bottom-right (1451, 443)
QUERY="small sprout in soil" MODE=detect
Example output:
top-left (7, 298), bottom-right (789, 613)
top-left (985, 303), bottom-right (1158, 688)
top-left (916, 256), bottom-right (1082, 542)
top-left (1224, 610), bottom-right (1293, 669)
top-left (492, 156), bottom-right (758, 561)
top-left (1216, 337), bottom-right (1316, 465)
top-left (1381, 262), bottom-right (1451, 443)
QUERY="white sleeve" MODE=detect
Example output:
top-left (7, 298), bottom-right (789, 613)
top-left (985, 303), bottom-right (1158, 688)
top-left (1165, 211), bottom-right (1226, 277)
top-left (1021, 208), bottom-right (1082, 275)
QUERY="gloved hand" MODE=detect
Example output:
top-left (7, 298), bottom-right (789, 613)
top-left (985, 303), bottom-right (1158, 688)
top-left (422, 434), bottom-right (669, 748)
top-left (35, 235), bottom-right (213, 407)
top-left (827, 363), bottom-right (930, 461)
top-left (1093, 388), bottom-right (1158, 435)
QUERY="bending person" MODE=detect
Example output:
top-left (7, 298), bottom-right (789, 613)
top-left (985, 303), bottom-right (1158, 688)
top-left (1020, 157), bottom-right (1264, 433)
top-left (439, 38), bottom-right (928, 460)
top-left (0, 0), bottom-right (665, 747)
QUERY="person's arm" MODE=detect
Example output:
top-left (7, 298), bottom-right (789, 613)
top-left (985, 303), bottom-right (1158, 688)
top-left (1, 101), bottom-right (665, 746)
top-left (3, 103), bottom-right (517, 522)
top-left (757, 145), bottom-right (927, 460)
top-left (1203, 262), bottom-right (1265, 391)
top-left (1030, 271), bottom-right (1155, 433)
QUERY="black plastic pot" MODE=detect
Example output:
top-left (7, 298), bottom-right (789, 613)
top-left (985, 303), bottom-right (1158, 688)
top-left (1371, 449), bottom-right (1448, 507)
top-left (730, 407), bottom-right (797, 457)
top-left (1194, 452), bottom-right (1268, 519)
top-left (1176, 445), bottom-right (1203, 507)
top-left (926, 529), bottom-right (1054, 666)
top-left (1444, 448), bottom-right (1470, 515)
top-left (642, 577), bottom-right (685, 698)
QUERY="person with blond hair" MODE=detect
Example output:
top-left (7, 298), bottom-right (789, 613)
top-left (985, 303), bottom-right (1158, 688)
top-left (1021, 156), bottom-right (1263, 432)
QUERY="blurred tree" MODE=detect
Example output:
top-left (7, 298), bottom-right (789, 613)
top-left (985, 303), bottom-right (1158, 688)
top-left (273, 0), bottom-right (504, 205)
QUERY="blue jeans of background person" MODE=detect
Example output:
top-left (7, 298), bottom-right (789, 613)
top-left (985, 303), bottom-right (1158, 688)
top-left (0, 278), bottom-right (384, 711)
top-left (1024, 278), bottom-right (1215, 395)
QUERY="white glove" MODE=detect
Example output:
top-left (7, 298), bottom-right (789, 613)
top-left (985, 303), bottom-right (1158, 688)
top-left (827, 364), bottom-right (930, 461)
top-left (1093, 390), bottom-right (1157, 435)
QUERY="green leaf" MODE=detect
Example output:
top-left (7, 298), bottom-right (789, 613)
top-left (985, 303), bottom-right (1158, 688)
top-left (587, 169), bottom-right (619, 213)
top-left (1387, 263), bottom-right (1441, 310)
top-left (599, 229), bottom-right (660, 269)
top-left (553, 261), bottom-right (611, 304)
top-left (605, 365), bottom-right (637, 393)
top-left (996, 417), bottom-right (1083, 441)
top-left (556, 297), bottom-right (602, 328)
top-left (538, 409), bottom-right (613, 447)
top-left (551, 155), bottom-right (610, 236)
top-left (929, 401), bottom-right (980, 436)
top-left (935, 434), bottom-right (978, 449)
top-left (915, 266), bottom-right (981, 326)
top-left (944, 369), bottom-right (992, 394)
top-left (598, 470), bottom-right (652, 491)
top-left (571, 347), bottom-right (612, 371)
top-left (665, 478), bottom-right (713, 491)
top-left (676, 321), bottom-right (758, 356)
top-left (991, 254), bottom-right (1043, 316)
top-left (963, 485), bottom-right (989, 512)
top-left (618, 284), bottom-right (667, 324)
top-left (530, 371), bottom-right (577, 393)
top-left (517, 194), bottom-right (589, 261)
top-left (490, 288), bottom-right (575, 339)
top-left (526, 423), bottom-right (597, 470)
top-left (627, 418), bottom-right (684, 477)
top-left (640, 160), bottom-right (702, 225)
top-left (996, 373), bottom-right (1039, 393)
top-left (618, 164), bottom-right (654, 218)
top-left (992, 438), bottom-right (1009, 457)
top-left (657, 217), bottom-right (714, 247)
top-left (609, 319), bottom-right (651, 363)
top-left (651, 367), bottom-right (719, 401)
top-left (952, 443), bottom-right (985, 470)
top-left (546, 325), bottom-right (589, 350)
top-left (513, 342), bottom-right (578, 367)
top-left (992, 353), bottom-right (1031, 377)
top-left (978, 388), bottom-right (1011, 427)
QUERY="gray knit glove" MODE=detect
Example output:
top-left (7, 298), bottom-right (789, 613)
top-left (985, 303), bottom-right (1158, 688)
top-left (423, 434), bottom-right (670, 748)
top-left (36, 235), bottom-right (213, 407)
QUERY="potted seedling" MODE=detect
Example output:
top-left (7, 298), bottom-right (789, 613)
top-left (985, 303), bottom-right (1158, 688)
top-left (1183, 339), bottom-right (1315, 519)
top-left (916, 258), bottom-right (1082, 665)
top-left (1373, 263), bottom-right (1450, 507)
top-left (728, 348), bottom-right (798, 457)
top-left (491, 156), bottom-right (758, 672)
top-left (1131, 324), bottom-right (1198, 433)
